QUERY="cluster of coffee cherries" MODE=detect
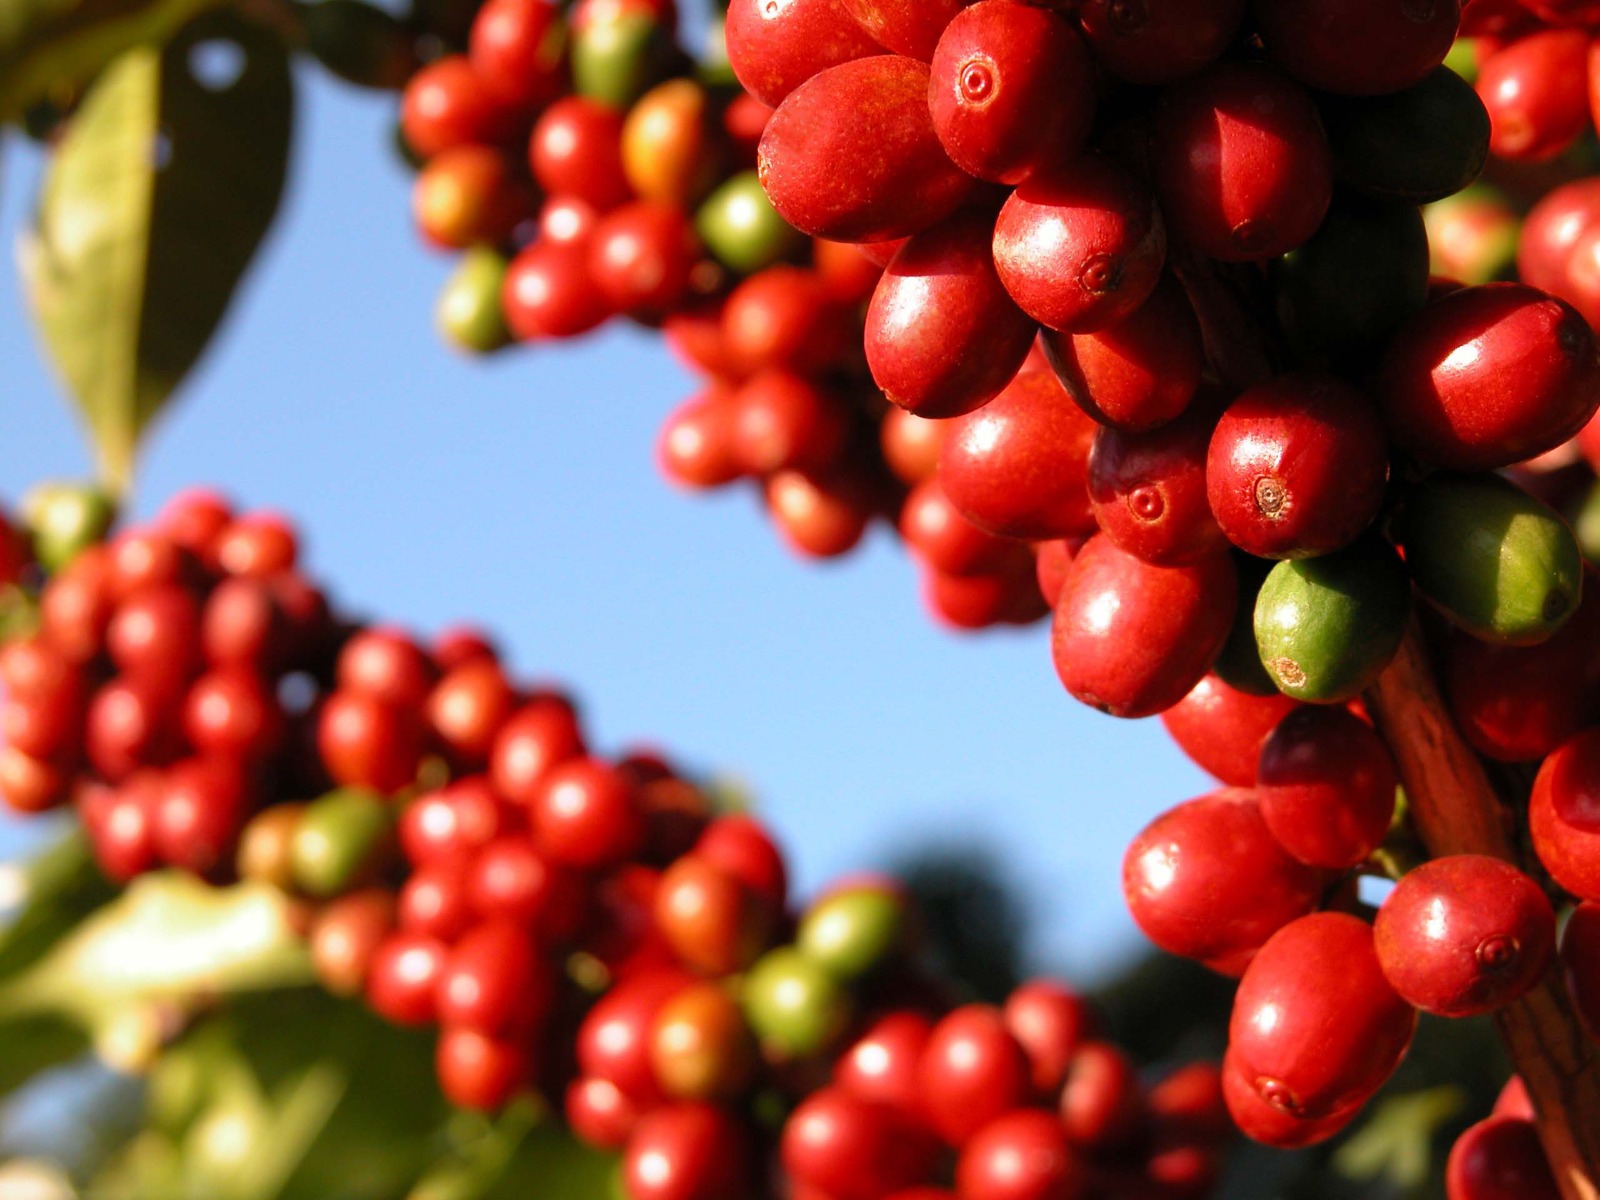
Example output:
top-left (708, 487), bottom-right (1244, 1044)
top-left (0, 488), bottom-right (1233, 1199)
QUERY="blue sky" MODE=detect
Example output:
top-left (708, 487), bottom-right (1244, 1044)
top-left (0, 64), bottom-right (1215, 983)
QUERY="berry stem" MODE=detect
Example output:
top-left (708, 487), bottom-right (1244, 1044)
top-left (1366, 623), bottom-right (1600, 1200)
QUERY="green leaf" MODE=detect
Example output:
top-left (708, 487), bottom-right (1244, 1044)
top-left (0, 0), bottom-right (231, 122)
top-left (1334, 1086), bottom-right (1466, 1192)
top-left (20, 11), bottom-right (292, 492)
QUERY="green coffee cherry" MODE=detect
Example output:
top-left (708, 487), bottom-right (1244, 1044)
top-left (1399, 472), bottom-right (1582, 646)
top-left (572, 10), bottom-right (669, 109)
top-left (796, 884), bottom-right (906, 981)
top-left (303, 0), bottom-right (418, 91)
top-left (1573, 478), bottom-right (1600, 566)
top-left (1255, 538), bottom-right (1411, 703)
top-left (290, 788), bottom-right (393, 898)
top-left (696, 171), bottom-right (805, 276)
top-left (741, 947), bottom-right (852, 1060)
top-left (22, 481), bottom-right (115, 573)
top-left (1320, 67), bottom-right (1490, 204)
top-left (436, 246), bottom-right (511, 354)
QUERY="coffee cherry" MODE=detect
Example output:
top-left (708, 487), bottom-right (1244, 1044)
top-left (1477, 30), bottom-right (1589, 162)
top-left (366, 931), bottom-right (449, 1026)
top-left (957, 1109), bottom-right (1088, 1200)
top-left (567, 1076), bottom-right (641, 1149)
top-left (1148, 1062), bottom-right (1230, 1144)
top-left (1151, 63), bottom-right (1332, 262)
top-left (742, 947), bottom-right (853, 1060)
top-left (1087, 399), bottom-right (1227, 567)
top-left (184, 669), bottom-right (285, 762)
top-left (338, 628), bottom-right (437, 710)
top-left (401, 779), bottom-right (506, 867)
top-left (587, 201), bottom-right (700, 318)
top-left (1076, 0), bottom-right (1245, 85)
top-left (39, 549), bottom-right (114, 663)
top-left (1398, 473), bottom-right (1582, 647)
top-left (1378, 283), bottom-right (1600, 471)
top-left (107, 584), bottom-right (202, 696)
top-left (579, 969), bottom-right (691, 1103)
top-left (900, 481), bottom-right (1016, 578)
top-left (1041, 276), bottom-right (1203, 434)
top-left (1003, 980), bottom-right (1093, 1095)
top-left (413, 146), bottom-right (533, 251)
top-left (866, 209), bottom-right (1038, 419)
top-left (1229, 913), bottom-right (1417, 1121)
top-left (1059, 1041), bottom-right (1144, 1151)
top-left (1051, 536), bottom-right (1236, 719)
top-left (1530, 727), bottom-right (1600, 902)
top-left (529, 97), bottom-right (632, 209)
top-left (1560, 902), bottom-right (1600, 1041)
top-left (310, 889), bottom-right (395, 996)
top-left (398, 863), bottom-right (474, 942)
top-left (437, 920), bottom-right (551, 1034)
top-left (781, 1088), bottom-right (938, 1199)
top-left (316, 690), bottom-right (425, 794)
top-left (23, 480), bottom-right (115, 574)
top-left (1374, 855), bottom-right (1555, 1017)
top-left (1254, 0), bottom-right (1459, 96)
top-left (428, 659), bottom-right (517, 769)
top-left (402, 56), bottom-right (526, 158)
top-left (621, 79), bottom-right (722, 209)
top-left (659, 390), bottom-right (742, 490)
top-left (624, 1102), bottom-right (753, 1200)
top-left (919, 1004), bottom-right (1031, 1146)
top-left (992, 156), bottom-right (1166, 334)
top-left (1257, 706), bottom-right (1397, 869)
top-left (532, 756), bottom-right (644, 868)
top-left (649, 980), bottom-right (756, 1100)
top-left (796, 879), bottom-right (906, 980)
top-left (1221, 1049), bottom-right (1358, 1148)
top-left (655, 854), bottom-right (776, 974)
top-left (1446, 1116), bottom-right (1560, 1200)
top-left (1206, 376), bottom-right (1389, 560)
top-left (938, 368), bottom-right (1098, 542)
top-left (927, 0), bottom-right (1094, 185)
top-left (1520, 178), bottom-right (1600, 295)
top-left (764, 470), bottom-right (872, 559)
top-left (838, 0), bottom-right (967, 59)
top-left (758, 56), bottom-right (976, 242)
top-left (724, 0), bottom-right (879, 108)
top-left (437, 1027), bottom-right (530, 1111)
top-left (732, 371), bottom-right (851, 475)
top-left (86, 676), bottom-right (183, 781)
top-left (469, 0), bottom-right (566, 109)
top-left (1253, 537), bottom-right (1411, 704)
top-left (1160, 674), bottom-right (1299, 788)
top-left (1124, 789), bottom-right (1322, 973)
top-left (694, 815), bottom-right (787, 910)
top-left (722, 267), bottom-right (852, 377)
top-left (834, 1010), bottom-right (932, 1116)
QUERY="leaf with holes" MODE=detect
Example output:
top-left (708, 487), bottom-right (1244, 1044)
top-left (0, 0), bottom-right (232, 124)
top-left (19, 11), bottom-right (292, 492)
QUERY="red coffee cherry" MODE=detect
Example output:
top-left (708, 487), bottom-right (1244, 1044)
top-left (502, 239), bottom-right (614, 340)
top-left (899, 481), bottom-right (1017, 578)
top-left (938, 368), bottom-right (1099, 542)
top-left (833, 1010), bottom-right (933, 1118)
top-left (1059, 1041), bottom-right (1145, 1150)
top-left (1229, 913), bottom-right (1418, 1120)
top-left (468, 836), bottom-right (590, 939)
top-left (400, 778), bottom-right (507, 867)
top-left (567, 1076), bottom-right (641, 1149)
top-left (1151, 63), bottom-right (1332, 262)
top-left (531, 756), bottom-right (645, 868)
top-left (1041, 275), bottom-right (1203, 433)
top-left (216, 513), bottom-right (299, 579)
top-left (992, 156), bottom-right (1166, 334)
top-left (922, 554), bottom-right (1047, 632)
top-left (781, 1087), bottom-right (939, 1199)
top-left (428, 659), bottom-right (517, 769)
top-left (1148, 1062), bottom-right (1230, 1143)
top-left (880, 407), bottom-right (945, 488)
top-left (587, 201), bottom-right (701, 318)
top-left (151, 757), bottom-right (252, 875)
top-left (490, 698), bottom-right (586, 805)
top-left (649, 980), bottom-right (756, 1101)
top-left (107, 585), bottom-right (202, 696)
top-left (758, 56), bottom-right (976, 243)
top-left (436, 1027), bottom-right (530, 1112)
top-left (1518, 178), bottom-right (1600, 295)
top-left (413, 146), bottom-right (533, 251)
top-left (1206, 376), bottom-right (1390, 560)
top-left (1256, 706), bottom-right (1397, 869)
top-left (86, 676), bottom-right (183, 781)
top-left (1221, 1048), bottom-right (1357, 1149)
top-left (1087, 399), bottom-right (1227, 567)
top-left (838, 0), bottom-right (968, 59)
top-left (693, 815), bottom-right (788, 910)
top-left (183, 669), bottom-right (285, 762)
top-left (928, 0), bottom-right (1094, 185)
top-left (866, 209), bottom-right (1038, 419)
top-left (731, 372), bottom-right (851, 475)
top-left (1124, 789), bottom-right (1322, 973)
top-left (529, 97), bottom-right (632, 209)
top-left (919, 1005), bottom-right (1032, 1146)
top-left (1376, 283), bottom-right (1600, 471)
top-left (202, 577), bottom-right (286, 671)
top-left (1003, 979), bottom-right (1094, 1095)
top-left (764, 469), bottom-right (873, 559)
top-left (624, 1103), bottom-right (754, 1200)
top-left (105, 530), bottom-right (194, 600)
top-left (1374, 855), bottom-right (1555, 1017)
top-left (1051, 536), bottom-right (1235, 719)
top-left (659, 390), bottom-right (743, 490)
top-left (1254, 0), bottom-right (1459, 96)
top-left (1076, 0), bottom-right (1245, 85)
top-left (1531, 728), bottom-right (1600, 901)
top-left (578, 969), bottom-right (691, 1104)
top-left (436, 920), bottom-right (551, 1034)
top-left (337, 627), bottom-right (437, 710)
top-left (402, 56), bottom-right (526, 159)
top-left (309, 889), bottom-right (396, 997)
top-left (722, 267), bottom-right (853, 378)
top-left (1160, 674), bottom-right (1299, 789)
top-left (1477, 30), bottom-right (1590, 162)
top-left (316, 689), bottom-right (425, 794)
top-left (468, 0), bottom-right (566, 110)
top-left (1562, 902), bottom-right (1600, 1041)
top-left (724, 0), bottom-right (879, 108)
top-left (1446, 1116), bottom-right (1560, 1200)
top-left (956, 1108), bottom-right (1088, 1200)
top-left (654, 854), bottom-right (776, 975)
top-left (398, 862), bottom-right (475, 942)
top-left (157, 488), bottom-right (232, 560)
top-left (39, 549), bottom-right (115, 663)
top-left (366, 931), bottom-right (449, 1026)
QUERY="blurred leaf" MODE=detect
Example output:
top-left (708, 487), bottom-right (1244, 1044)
top-left (897, 846), bottom-right (1026, 1004)
top-left (0, 829), bottom-right (117, 982)
top-left (1335, 1087), bottom-right (1465, 1193)
top-left (19, 10), bottom-right (292, 492)
top-left (0, 0), bottom-right (229, 121)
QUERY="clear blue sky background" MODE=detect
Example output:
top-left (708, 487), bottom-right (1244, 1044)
top-left (0, 63), bottom-right (1215, 983)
